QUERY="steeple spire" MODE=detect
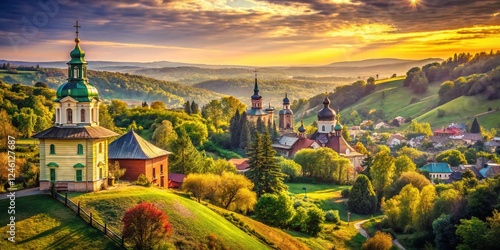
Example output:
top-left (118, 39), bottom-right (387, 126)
top-left (251, 68), bottom-right (262, 101)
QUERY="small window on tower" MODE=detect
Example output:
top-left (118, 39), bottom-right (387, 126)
top-left (73, 66), bottom-right (79, 78)
top-left (322, 125), bottom-right (325, 131)
top-left (67, 109), bottom-right (73, 123)
top-left (81, 109), bottom-right (85, 122)
top-left (99, 143), bottom-right (103, 153)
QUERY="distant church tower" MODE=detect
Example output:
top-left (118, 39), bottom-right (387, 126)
top-left (317, 92), bottom-right (337, 134)
top-left (246, 70), bottom-right (273, 124)
top-left (34, 21), bottom-right (118, 192)
top-left (279, 93), bottom-right (293, 134)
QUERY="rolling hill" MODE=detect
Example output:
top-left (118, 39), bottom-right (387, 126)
top-left (70, 185), bottom-right (309, 250)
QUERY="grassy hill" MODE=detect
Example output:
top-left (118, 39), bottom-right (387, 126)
top-left (0, 195), bottom-right (121, 250)
top-left (70, 186), bottom-right (274, 249)
top-left (299, 76), bottom-right (500, 130)
top-left (0, 69), bottom-right (224, 107)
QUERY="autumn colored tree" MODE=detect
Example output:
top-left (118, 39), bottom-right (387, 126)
top-left (362, 231), bottom-right (393, 250)
top-left (393, 155), bottom-right (416, 179)
top-left (436, 149), bottom-right (467, 166)
top-left (150, 100), bottom-right (167, 110)
top-left (122, 202), bottom-right (172, 250)
top-left (370, 149), bottom-right (395, 201)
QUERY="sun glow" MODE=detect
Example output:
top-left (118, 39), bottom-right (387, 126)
top-left (410, 0), bottom-right (418, 8)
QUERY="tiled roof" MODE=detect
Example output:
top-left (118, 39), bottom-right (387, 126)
top-left (33, 126), bottom-right (119, 139)
top-left (108, 130), bottom-right (171, 160)
top-left (228, 158), bottom-right (250, 171)
top-left (421, 162), bottom-right (452, 173)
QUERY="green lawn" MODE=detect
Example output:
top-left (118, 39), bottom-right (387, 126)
top-left (70, 185), bottom-right (269, 250)
top-left (415, 95), bottom-right (500, 128)
top-left (0, 195), bottom-right (121, 250)
top-left (286, 182), bottom-right (374, 249)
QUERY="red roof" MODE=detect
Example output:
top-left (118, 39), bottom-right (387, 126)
top-left (289, 138), bottom-right (316, 157)
top-left (434, 127), bottom-right (461, 136)
top-left (228, 158), bottom-right (250, 171)
top-left (168, 173), bottom-right (186, 183)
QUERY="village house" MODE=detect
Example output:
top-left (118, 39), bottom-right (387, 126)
top-left (108, 130), bottom-right (171, 188)
top-left (420, 162), bottom-right (453, 181)
top-left (387, 133), bottom-right (405, 148)
top-left (228, 158), bottom-right (251, 173)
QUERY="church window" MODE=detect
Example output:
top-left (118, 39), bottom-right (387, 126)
top-left (76, 170), bottom-right (82, 182)
top-left (331, 125), bottom-right (334, 131)
top-left (50, 144), bottom-right (56, 154)
top-left (67, 109), bottom-right (73, 123)
top-left (99, 143), bottom-right (103, 153)
top-left (50, 169), bottom-right (56, 182)
top-left (322, 125), bottom-right (325, 131)
top-left (91, 109), bottom-right (94, 122)
top-left (56, 109), bottom-right (60, 123)
top-left (77, 144), bottom-right (84, 155)
top-left (81, 109), bottom-right (85, 122)
top-left (73, 66), bottom-right (79, 78)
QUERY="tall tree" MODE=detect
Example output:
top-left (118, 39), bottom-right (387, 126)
top-left (190, 101), bottom-right (200, 114)
top-left (370, 149), bottom-right (396, 201)
top-left (229, 110), bottom-right (241, 149)
top-left (348, 175), bottom-right (377, 214)
top-left (470, 117), bottom-right (481, 133)
top-left (246, 131), bottom-right (287, 197)
top-left (169, 127), bottom-right (203, 174)
top-left (184, 100), bottom-right (191, 114)
top-left (394, 155), bottom-right (416, 179)
top-left (152, 120), bottom-right (178, 150)
top-left (239, 112), bottom-right (250, 149)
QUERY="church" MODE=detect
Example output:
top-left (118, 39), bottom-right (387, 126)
top-left (33, 23), bottom-right (119, 192)
top-left (273, 93), bottom-right (364, 168)
top-left (246, 71), bottom-right (274, 124)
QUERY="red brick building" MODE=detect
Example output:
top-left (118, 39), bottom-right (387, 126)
top-left (108, 130), bottom-right (171, 188)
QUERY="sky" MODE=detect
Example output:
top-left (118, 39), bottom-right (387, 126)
top-left (0, 0), bottom-right (499, 66)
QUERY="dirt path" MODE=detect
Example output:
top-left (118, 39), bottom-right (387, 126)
top-left (354, 219), bottom-right (406, 250)
top-left (0, 187), bottom-right (47, 200)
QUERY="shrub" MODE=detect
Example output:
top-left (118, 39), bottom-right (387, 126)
top-left (122, 202), bottom-right (172, 250)
top-left (341, 188), bottom-right (350, 198)
top-left (325, 210), bottom-right (340, 223)
top-left (362, 231), bottom-right (393, 250)
top-left (301, 206), bottom-right (325, 236)
top-left (347, 175), bottom-right (377, 214)
top-left (133, 174), bottom-right (151, 187)
top-left (254, 192), bottom-right (295, 228)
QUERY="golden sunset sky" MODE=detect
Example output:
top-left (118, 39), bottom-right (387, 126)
top-left (1, 0), bottom-right (499, 66)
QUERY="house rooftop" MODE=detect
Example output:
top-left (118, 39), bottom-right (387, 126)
top-left (108, 130), bottom-right (171, 160)
top-left (421, 162), bottom-right (452, 173)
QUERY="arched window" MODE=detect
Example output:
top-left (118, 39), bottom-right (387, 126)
top-left (331, 125), bottom-right (334, 131)
top-left (67, 109), bottom-right (73, 123)
top-left (322, 125), bottom-right (325, 131)
top-left (50, 144), bottom-right (56, 154)
top-left (91, 109), bottom-right (94, 122)
top-left (73, 66), bottom-right (79, 78)
top-left (77, 144), bottom-right (83, 155)
top-left (81, 109), bottom-right (85, 122)
top-left (56, 109), bottom-right (60, 123)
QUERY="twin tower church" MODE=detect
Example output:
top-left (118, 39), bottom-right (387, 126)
top-left (34, 24), bottom-right (361, 192)
top-left (247, 71), bottom-right (363, 168)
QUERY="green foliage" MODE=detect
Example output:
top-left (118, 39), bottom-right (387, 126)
top-left (455, 217), bottom-right (488, 250)
top-left (254, 192), bottom-right (295, 228)
top-left (394, 155), bottom-right (417, 179)
top-left (436, 149), bottom-right (467, 166)
top-left (277, 157), bottom-right (302, 182)
top-left (362, 231), bottom-right (393, 250)
top-left (348, 175), bottom-right (377, 214)
top-left (302, 206), bottom-right (325, 236)
top-left (246, 132), bottom-right (287, 197)
top-left (177, 120), bottom-right (208, 147)
top-left (202, 141), bottom-right (242, 159)
top-left (169, 127), bottom-right (204, 174)
top-left (293, 147), bottom-right (354, 184)
top-left (409, 120), bottom-right (433, 137)
top-left (133, 174), bottom-right (151, 187)
top-left (432, 214), bottom-right (458, 250)
top-left (385, 171), bottom-right (430, 199)
top-left (370, 150), bottom-right (395, 200)
top-left (325, 210), bottom-right (340, 223)
top-left (152, 120), bottom-right (178, 150)
top-left (397, 146), bottom-right (428, 167)
top-left (150, 100), bottom-right (167, 110)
